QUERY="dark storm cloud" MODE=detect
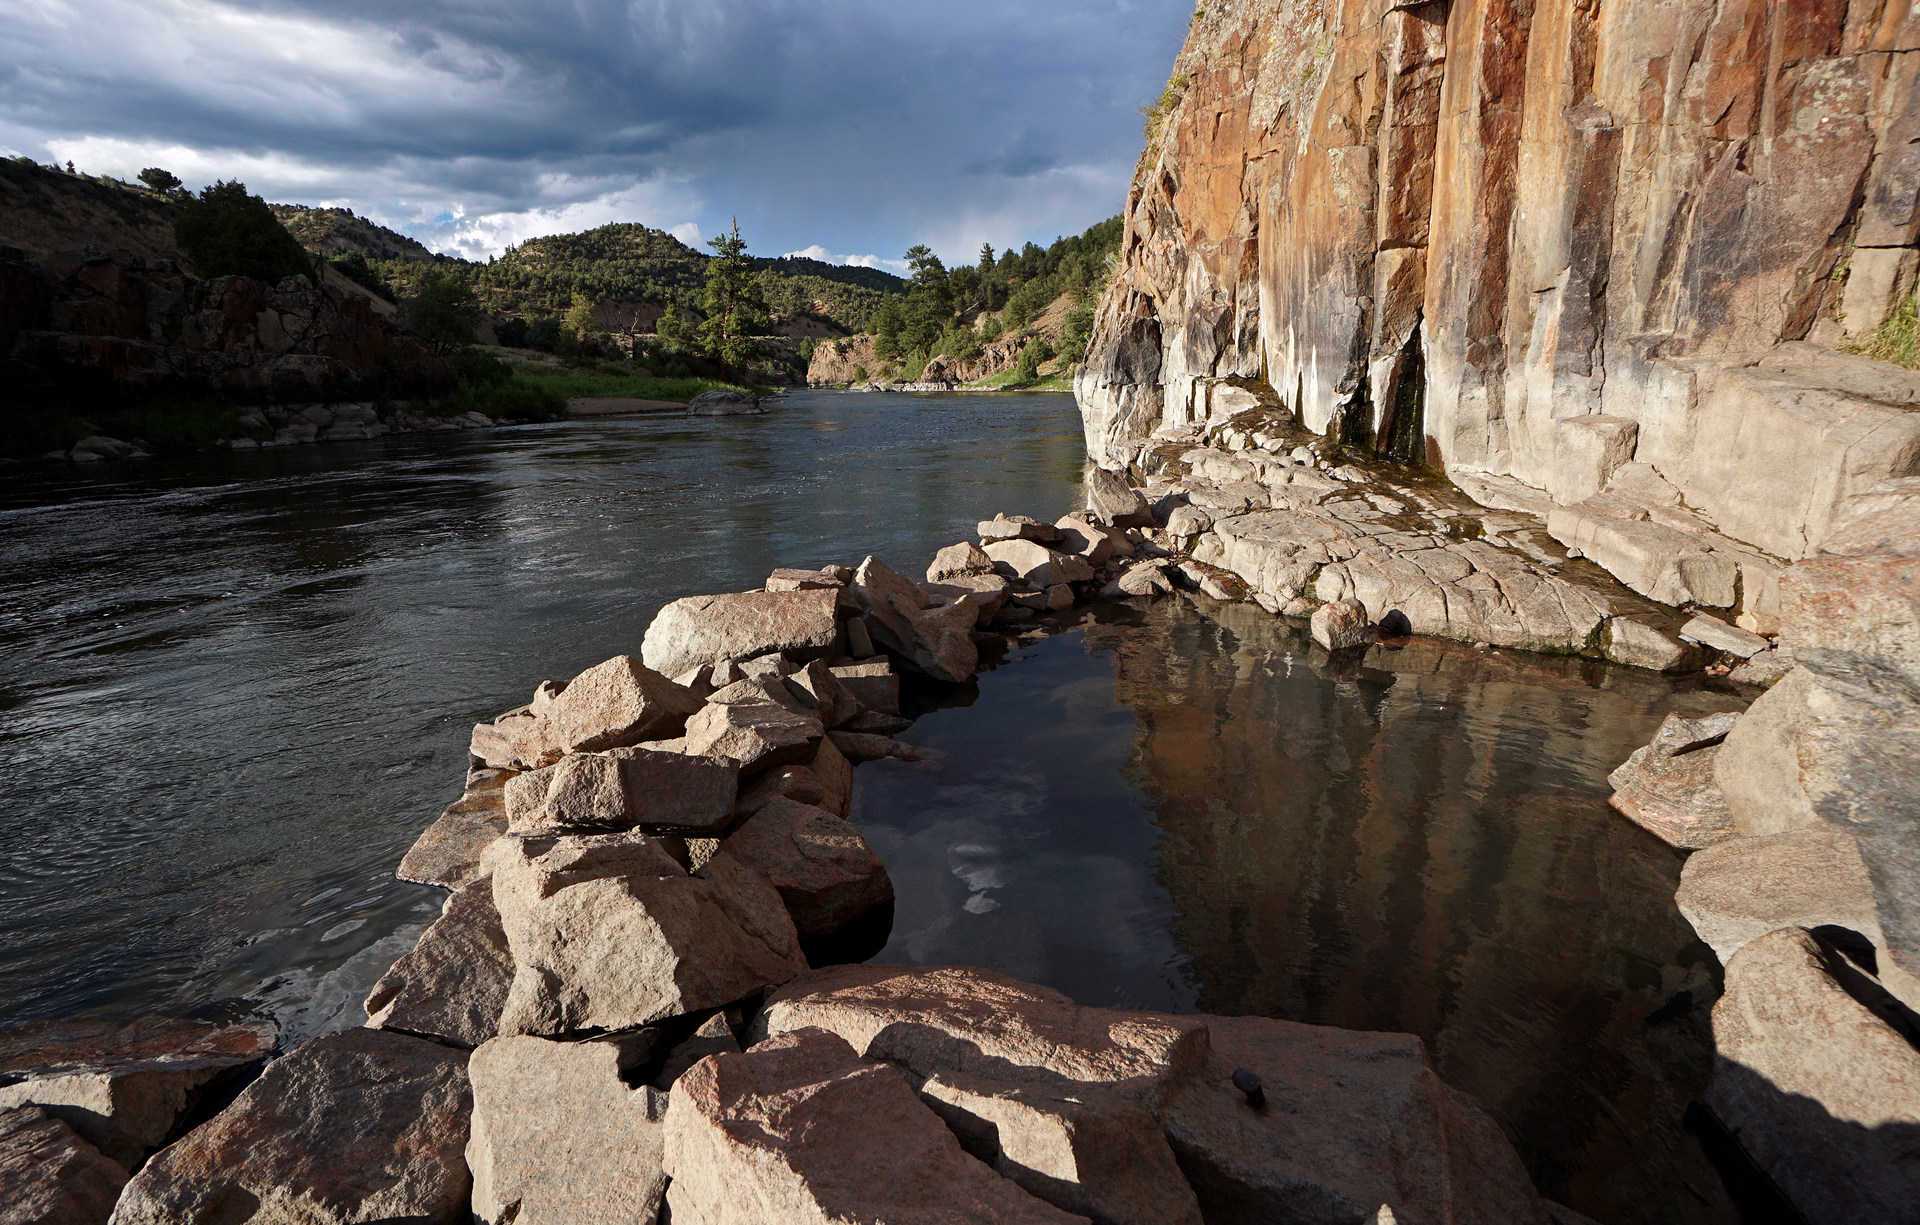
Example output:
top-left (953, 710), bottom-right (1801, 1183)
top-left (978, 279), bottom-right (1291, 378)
top-left (0, 0), bottom-right (1190, 264)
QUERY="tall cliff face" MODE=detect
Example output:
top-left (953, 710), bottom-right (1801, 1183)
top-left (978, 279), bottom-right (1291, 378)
top-left (1079, 0), bottom-right (1920, 570)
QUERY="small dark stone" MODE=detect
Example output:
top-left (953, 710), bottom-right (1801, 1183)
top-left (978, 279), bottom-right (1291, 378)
top-left (1231, 1067), bottom-right (1265, 1108)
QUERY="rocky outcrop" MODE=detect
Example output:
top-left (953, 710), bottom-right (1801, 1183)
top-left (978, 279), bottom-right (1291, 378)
top-left (0, 246), bottom-right (453, 406)
top-left (0, 1106), bottom-right (127, 1225)
top-left (1078, 0), bottom-right (1920, 628)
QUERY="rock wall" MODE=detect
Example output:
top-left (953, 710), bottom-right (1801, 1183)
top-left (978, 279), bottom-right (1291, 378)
top-left (1078, 0), bottom-right (1920, 594)
top-left (0, 246), bottom-right (453, 404)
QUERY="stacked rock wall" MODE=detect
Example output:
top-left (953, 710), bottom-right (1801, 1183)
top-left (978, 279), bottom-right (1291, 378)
top-left (1078, 0), bottom-right (1920, 592)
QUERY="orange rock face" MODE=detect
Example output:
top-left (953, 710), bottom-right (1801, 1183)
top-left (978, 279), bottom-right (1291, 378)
top-left (1079, 0), bottom-right (1917, 518)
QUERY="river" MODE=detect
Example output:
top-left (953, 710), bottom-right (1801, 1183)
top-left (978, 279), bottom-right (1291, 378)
top-left (1, 389), bottom-right (1745, 1222)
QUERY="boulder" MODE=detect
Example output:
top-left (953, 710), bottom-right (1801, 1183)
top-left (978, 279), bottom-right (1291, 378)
top-left (978, 515), bottom-right (1064, 544)
top-left (1680, 613), bottom-right (1772, 658)
top-left (1714, 666), bottom-right (1820, 836)
top-left (0, 1106), bottom-right (126, 1225)
top-left (737, 764), bottom-right (827, 815)
top-left (715, 796), bottom-right (893, 936)
top-left (687, 391), bottom-right (762, 415)
top-left (1676, 828), bottom-right (1884, 965)
top-left (1606, 712), bottom-right (1740, 849)
top-left (1310, 598), bottom-right (1371, 651)
top-left (107, 1028), bottom-right (472, 1225)
top-left (928, 541), bottom-right (997, 581)
top-left (642, 589), bottom-right (844, 679)
top-left (986, 539), bottom-right (1091, 588)
top-left (783, 659), bottom-right (845, 727)
top-left (505, 747), bottom-right (739, 835)
top-left (543, 655), bottom-right (703, 754)
top-left (830, 730), bottom-right (918, 762)
top-left (1777, 477), bottom-right (1920, 686)
top-left (661, 1027), bottom-right (1086, 1225)
top-left (767, 566), bottom-right (850, 592)
top-left (1107, 560), bottom-right (1174, 598)
top-left (851, 557), bottom-right (979, 683)
top-left (1087, 469), bottom-right (1154, 528)
top-left (811, 736), bottom-right (855, 819)
top-left (1053, 513), bottom-right (1127, 565)
top-left (467, 1032), bottom-right (669, 1225)
top-left (683, 698), bottom-right (825, 773)
top-left (650, 1012), bottom-right (744, 1090)
top-left (0, 1018), bottom-right (277, 1169)
top-left (831, 659), bottom-right (901, 715)
top-left (398, 784), bottom-right (511, 890)
top-left (1547, 415), bottom-right (1639, 506)
top-left (470, 708), bottom-right (565, 772)
top-left (487, 837), bottom-right (806, 1037)
top-left (1158, 1015), bottom-right (1551, 1225)
top-left (364, 876), bottom-right (514, 1048)
top-left (925, 572), bottom-right (1013, 626)
top-left (1705, 928), bottom-right (1920, 1225)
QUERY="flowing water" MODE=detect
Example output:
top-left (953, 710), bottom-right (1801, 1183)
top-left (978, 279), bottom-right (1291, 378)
top-left (2, 390), bottom-right (1744, 1222)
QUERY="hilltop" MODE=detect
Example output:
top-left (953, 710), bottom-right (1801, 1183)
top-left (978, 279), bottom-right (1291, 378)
top-left (270, 204), bottom-right (438, 263)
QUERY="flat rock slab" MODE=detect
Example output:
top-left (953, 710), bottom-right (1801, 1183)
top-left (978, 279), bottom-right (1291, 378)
top-left (642, 589), bottom-right (844, 679)
top-left (852, 557), bottom-right (979, 683)
top-left (398, 798), bottom-right (508, 889)
top-left (1676, 827), bottom-right (1884, 965)
top-left (684, 698), bottom-right (824, 773)
top-left (506, 748), bottom-right (739, 835)
top-left (468, 1033), bottom-right (669, 1225)
top-left (715, 796), bottom-right (893, 936)
top-left (365, 875), bottom-right (514, 1048)
top-left (108, 1027), bottom-right (472, 1225)
top-left (662, 1027), bottom-right (1086, 1225)
top-left (565, 397), bottom-right (685, 416)
top-left (0, 1105), bottom-right (127, 1225)
top-left (0, 1017), bottom-right (276, 1168)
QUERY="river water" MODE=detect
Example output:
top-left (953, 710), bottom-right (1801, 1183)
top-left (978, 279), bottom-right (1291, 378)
top-left (2, 390), bottom-right (1743, 1222)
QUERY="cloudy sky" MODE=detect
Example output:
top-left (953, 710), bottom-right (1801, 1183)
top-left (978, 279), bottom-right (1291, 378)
top-left (1, 0), bottom-right (1190, 269)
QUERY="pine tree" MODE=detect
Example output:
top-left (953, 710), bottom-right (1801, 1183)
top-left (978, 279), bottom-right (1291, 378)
top-left (698, 220), bottom-right (768, 374)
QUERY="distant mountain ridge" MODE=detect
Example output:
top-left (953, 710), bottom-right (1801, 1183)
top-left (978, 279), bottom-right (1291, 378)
top-left (270, 204), bottom-right (438, 263)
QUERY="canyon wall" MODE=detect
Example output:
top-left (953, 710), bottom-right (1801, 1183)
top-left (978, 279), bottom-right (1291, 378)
top-left (1078, 0), bottom-right (1920, 587)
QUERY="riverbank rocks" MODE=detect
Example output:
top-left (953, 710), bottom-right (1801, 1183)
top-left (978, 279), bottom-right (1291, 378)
top-left (1607, 712), bottom-right (1740, 849)
top-left (851, 556), bottom-right (979, 683)
top-left (107, 1028), bottom-right (472, 1225)
top-left (504, 747), bottom-right (738, 835)
top-left (986, 538), bottom-right (1095, 587)
top-left (0, 1106), bottom-right (126, 1225)
top-left (830, 659), bottom-right (901, 715)
top-left (467, 1032), bottom-right (669, 1225)
top-left (661, 1027), bottom-right (1086, 1225)
top-left (470, 707), bottom-right (566, 772)
top-left (1676, 829), bottom-right (1884, 965)
top-left (643, 589), bottom-right (844, 679)
top-left (0, 1017), bottom-right (277, 1169)
top-left (1087, 468), bottom-right (1153, 528)
top-left (979, 515), bottom-right (1063, 544)
top-left (713, 795), bottom-right (893, 936)
top-left (1704, 928), bottom-right (1920, 1224)
top-left (542, 655), bottom-right (703, 754)
top-left (1310, 598), bottom-right (1371, 651)
top-left (928, 541), bottom-right (996, 581)
top-left (364, 876), bottom-right (513, 1048)
top-left (683, 695), bottom-right (825, 773)
top-left (487, 836), bottom-right (806, 1037)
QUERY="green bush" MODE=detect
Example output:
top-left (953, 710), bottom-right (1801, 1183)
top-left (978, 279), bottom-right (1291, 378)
top-left (1849, 294), bottom-right (1920, 369)
top-left (435, 374), bottom-right (567, 421)
top-left (495, 318), bottom-right (530, 348)
top-left (174, 180), bottom-right (314, 284)
top-left (853, 365), bottom-right (868, 383)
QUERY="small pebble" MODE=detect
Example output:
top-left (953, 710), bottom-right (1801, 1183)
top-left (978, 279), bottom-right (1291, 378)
top-left (1231, 1067), bottom-right (1265, 1108)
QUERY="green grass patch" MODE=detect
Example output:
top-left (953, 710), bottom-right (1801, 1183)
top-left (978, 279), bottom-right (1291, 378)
top-left (510, 363), bottom-right (765, 403)
top-left (433, 375), bottom-right (567, 421)
top-left (1847, 294), bottom-right (1920, 369)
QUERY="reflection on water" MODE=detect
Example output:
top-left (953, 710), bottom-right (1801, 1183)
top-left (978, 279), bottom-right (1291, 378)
top-left (856, 598), bottom-right (1747, 1225)
top-left (0, 391), bottom-right (1087, 1043)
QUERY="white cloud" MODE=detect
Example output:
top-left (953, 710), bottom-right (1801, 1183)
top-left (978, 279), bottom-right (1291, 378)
top-left (423, 180), bottom-right (706, 260)
top-left (781, 245), bottom-right (907, 273)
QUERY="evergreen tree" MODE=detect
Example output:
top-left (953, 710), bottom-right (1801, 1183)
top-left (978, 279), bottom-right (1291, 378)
top-left (403, 266), bottom-right (481, 355)
top-left (698, 220), bottom-right (769, 373)
top-left (138, 167), bottom-right (183, 195)
top-left (173, 180), bottom-right (313, 284)
top-left (978, 244), bottom-right (995, 275)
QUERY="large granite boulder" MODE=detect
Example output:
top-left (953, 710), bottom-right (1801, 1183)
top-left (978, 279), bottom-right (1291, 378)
top-left (927, 541), bottom-right (997, 581)
top-left (504, 747), bottom-right (738, 835)
top-left (542, 655), bottom-right (703, 754)
top-left (661, 1027), bottom-right (1086, 1225)
top-left (1705, 928), bottom-right (1920, 1225)
top-left (830, 659), bottom-right (900, 715)
top-left (1676, 827), bottom-right (1885, 966)
top-left (1086, 469), bottom-right (1153, 528)
top-left (1160, 1014), bottom-right (1551, 1225)
top-left (683, 696), bottom-right (825, 773)
top-left (486, 834), bottom-right (806, 1036)
top-left (1778, 477), bottom-right (1920, 687)
top-left (687, 390), bottom-right (763, 415)
top-left (850, 556), bottom-right (979, 683)
top-left (1714, 666), bottom-right (1821, 836)
top-left (713, 796), bottom-right (894, 936)
top-left (470, 708), bottom-right (566, 772)
top-left (364, 875), bottom-right (514, 1048)
top-left (0, 1017), bottom-right (277, 1169)
top-left (642, 589), bottom-right (844, 679)
top-left (107, 1028), bottom-right (472, 1225)
top-left (1607, 712), bottom-right (1740, 849)
top-left (467, 1032), bottom-right (669, 1225)
top-left (0, 1105), bottom-right (126, 1225)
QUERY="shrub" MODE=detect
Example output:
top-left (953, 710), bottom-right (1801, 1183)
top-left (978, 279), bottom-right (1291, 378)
top-left (174, 180), bottom-right (314, 284)
top-left (402, 266), bottom-right (481, 355)
top-left (853, 365), bottom-right (869, 383)
top-left (1014, 336), bottom-right (1052, 382)
top-left (525, 316), bottom-right (563, 352)
top-left (495, 317), bottom-right (530, 348)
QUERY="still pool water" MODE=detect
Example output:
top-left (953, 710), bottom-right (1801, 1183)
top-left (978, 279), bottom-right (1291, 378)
top-left (2, 390), bottom-right (1746, 1222)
